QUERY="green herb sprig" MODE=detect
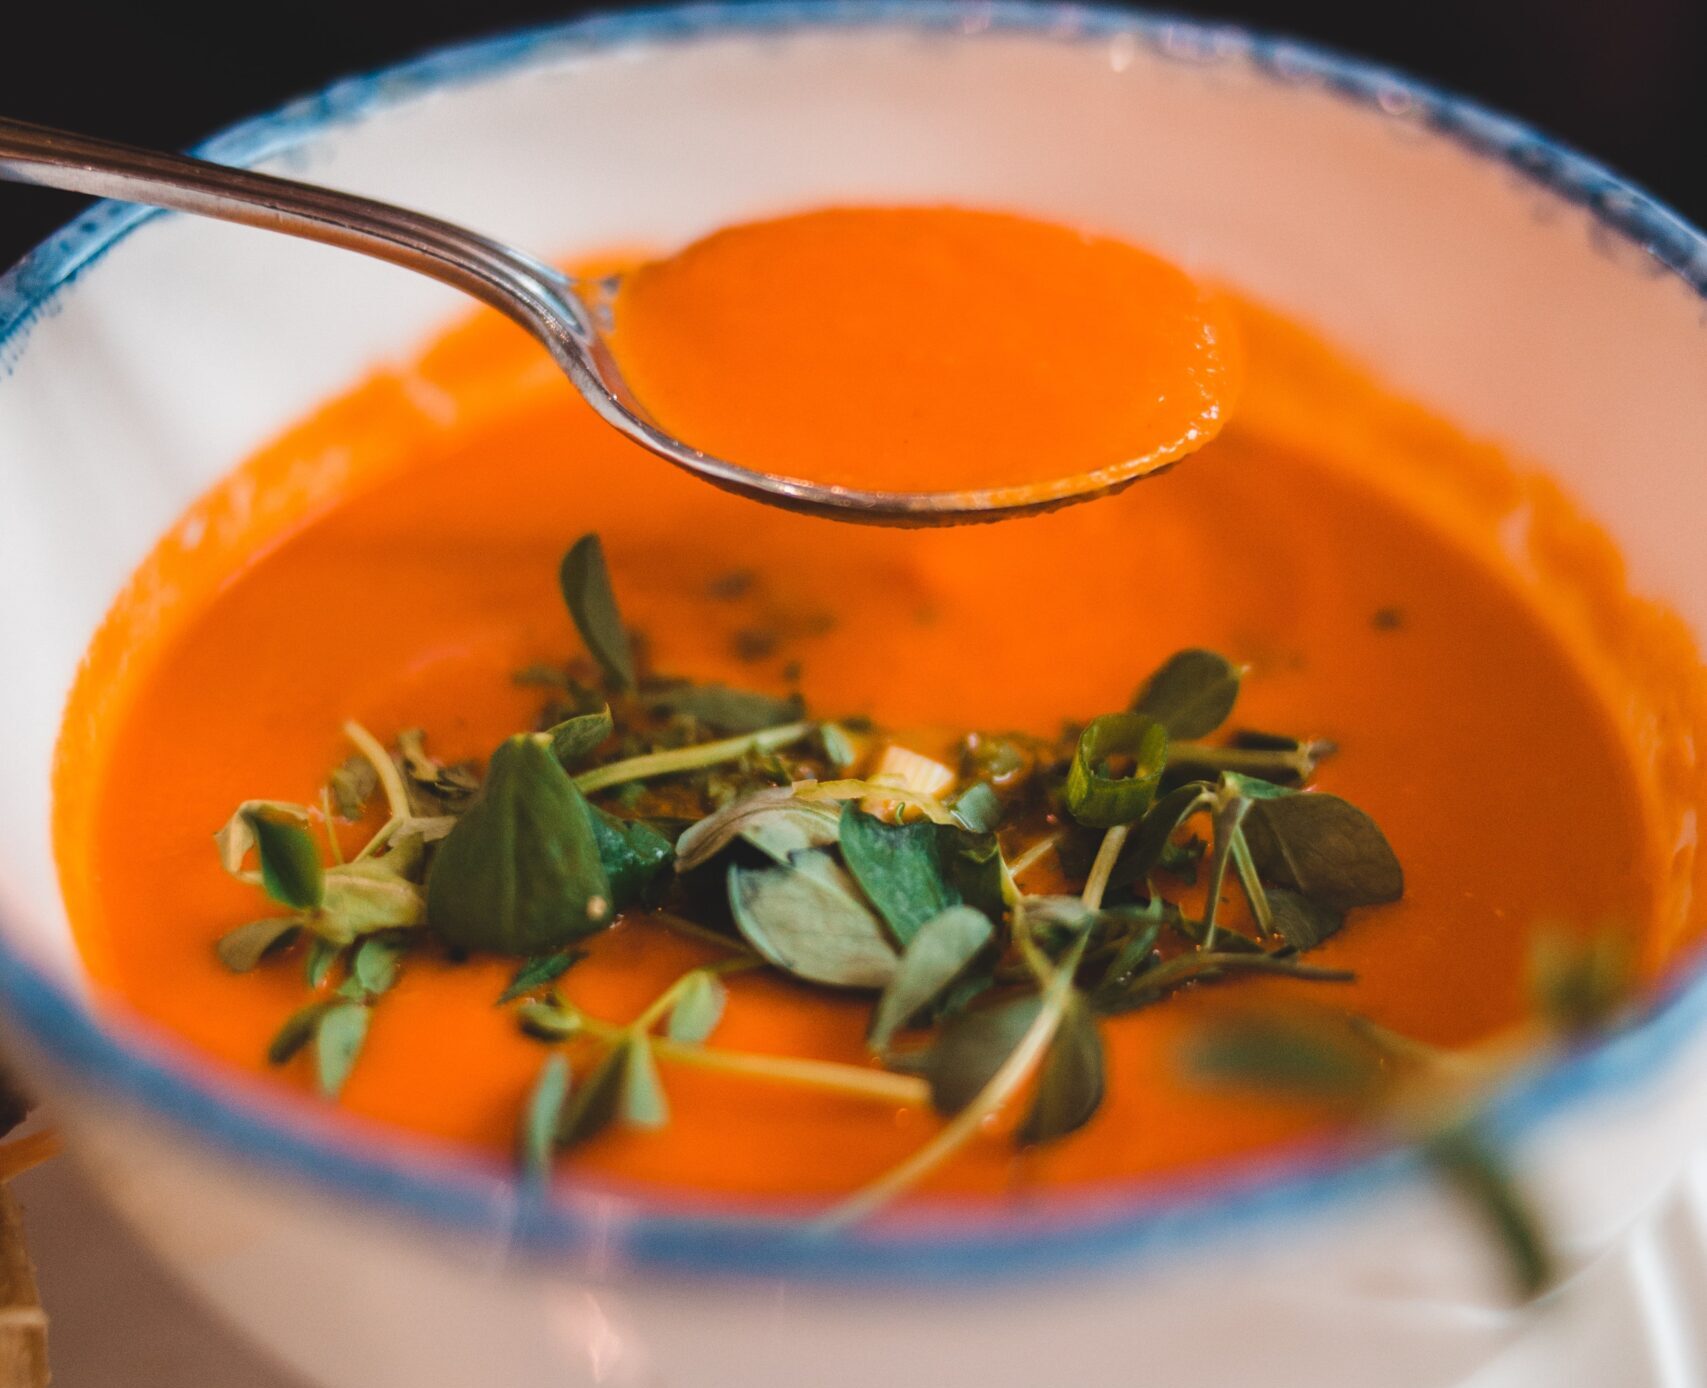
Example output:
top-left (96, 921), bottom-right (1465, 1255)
top-left (213, 532), bottom-right (1419, 1234)
top-left (1186, 926), bottom-right (1640, 1300)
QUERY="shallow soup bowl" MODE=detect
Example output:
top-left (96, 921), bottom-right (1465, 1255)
top-left (5, 5), bottom-right (1707, 1385)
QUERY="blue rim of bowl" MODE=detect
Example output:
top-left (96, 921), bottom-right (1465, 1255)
top-left (4, 0), bottom-right (1707, 1282)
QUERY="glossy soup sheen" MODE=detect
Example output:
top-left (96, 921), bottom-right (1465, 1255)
top-left (54, 209), bottom-right (1705, 1206)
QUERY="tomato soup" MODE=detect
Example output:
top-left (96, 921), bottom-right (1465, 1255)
top-left (52, 208), bottom-right (1706, 1206)
top-left (610, 205), bottom-right (1240, 494)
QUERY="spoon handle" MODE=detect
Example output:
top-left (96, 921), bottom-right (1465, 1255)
top-left (0, 115), bottom-right (587, 343)
top-left (0, 117), bottom-right (1137, 528)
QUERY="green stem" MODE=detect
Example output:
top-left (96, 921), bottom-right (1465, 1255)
top-left (341, 720), bottom-right (415, 863)
top-left (1168, 741), bottom-right (1318, 784)
top-left (817, 924), bottom-right (1090, 1231)
top-left (1081, 825), bottom-right (1129, 912)
top-left (574, 721), bottom-right (814, 793)
top-left (1012, 901), bottom-right (1055, 984)
top-left (343, 720), bottom-right (411, 820)
top-left (1201, 797), bottom-right (1250, 951)
top-left (1348, 1016), bottom-right (1473, 1072)
top-left (796, 778), bottom-right (955, 824)
top-left (1006, 832), bottom-right (1061, 882)
top-left (650, 912), bottom-right (762, 959)
top-left (1118, 951), bottom-right (1355, 1009)
top-left (319, 787), bottom-right (345, 866)
top-left (571, 1014), bottom-right (928, 1107)
top-left (1424, 1126), bottom-right (1555, 1298)
top-left (629, 957), bottom-right (761, 1034)
top-left (1229, 829), bottom-right (1273, 936)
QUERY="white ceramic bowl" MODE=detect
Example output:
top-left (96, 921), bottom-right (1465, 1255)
top-left (5, 6), bottom-right (1707, 1385)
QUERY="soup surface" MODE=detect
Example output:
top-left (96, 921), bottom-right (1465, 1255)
top-left (54, 209), bottom-right (1700, 1207)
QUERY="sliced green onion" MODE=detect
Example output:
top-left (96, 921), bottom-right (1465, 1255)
top-left (1064, 713), bottom-right (1167, 829)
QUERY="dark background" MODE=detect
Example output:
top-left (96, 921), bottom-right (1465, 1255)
top-left (4, 1), bottom-right (1705, 268)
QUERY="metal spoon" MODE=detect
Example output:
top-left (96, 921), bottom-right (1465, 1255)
top-left (0, 116), bottom-right (1171, 526)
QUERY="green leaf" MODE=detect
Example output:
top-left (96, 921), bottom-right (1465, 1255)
top-left (519, 1053), bottom-right (570, 1183)
top-left (1267, 888), bottom-right (1346, 951)
top-left (327, 755), bottom-right (378, 821)
top-left (427, 735), bottom-right (614, 956)
top-left (819, 722), bottom-right (859, 771)
top-left (930, 970), bottom-right (999, 1025)
top-left (1529, 927), bottom-right (1636, 1035)
top-left (945, 829), bottom-right (1008, 922)
top-left (316, 859), bottom-right (428, 942)
top-left (641, 683), bottom-right (805, 735)
top-left (917, 995), bottom-right (1042, 1116)
top-left (216, 918), bottom-right (301, 973)
top-left (369, 830), bottom-right (432, 882)
top-left (560, 534), bottom-right (637, 691)
top-left (665, 970), bottom-right (728, 1044)
top-left (1220, 770), bottom-right (1295, 800)
top-left (674, 787), bottom-right (842, 872)
top-left (1133, 649), bottom-right (1241, 739)
top-left (395, 728), bottom-right (481, 814)
top-left (556, 1042), bottom-right (630, 1149)
top-left (587, 808), bottom-right (674, 910)
top-left (266, 1000), bottom-right (335, 1066)
top-left (1425, 1124), bottom-right (1555, 1299)
top-left (351, 934), bottom-right (407, 996)
top-left (498, 950), bottom-right (587, 1005)
top-left (1064, 713), bottom-right (1168, 829)
top-left (958, 731), bottom-right (1044, 792)
top-left (839, 805), bottom-right (961, 947)
top-left (948, 782), bottom-right (1003, 833)
top-left (1187, 1009), bottom-right (1385, 1102)
top-left (621, 1038), bottom-right (669, 1128)
top-left (1242, 793), bottom-right (1404, 911)
top-left (545, 705), bottom-right (614, 767)
top-left (1108, 783), bottom-right (1213, 892)
top-left (868, 906), bottom-right (995, 1051)
top-left (1020, 896), bottom-right (1141, 960)
top-left (1094, 919), bottom-right (1163, 998)
top-left (215, 800), bottom-right (312, 875)
top-left (1019, 994), bottom-right (1105, 1145)
top-left (303, 937), bottom-right (342, 989)
top-left (243, 807), bottom-right (325, 910)
top-left (728, 851), bottom-right (897, 988)
top-left (314, 1002), bottom-right (370, 1098)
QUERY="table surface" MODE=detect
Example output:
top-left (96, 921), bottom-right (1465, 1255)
top-left (10, 1146), bottom-right (1697, 1388)
top-left (12, 1156), bottom-right (303, 1388)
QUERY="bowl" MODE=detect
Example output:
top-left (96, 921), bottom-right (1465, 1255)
top-left (5, 5), bottom-right (1707, 1385)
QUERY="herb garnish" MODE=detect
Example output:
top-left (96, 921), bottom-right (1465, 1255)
top-left (1133, 648), bottom-right (1241, 738)
top-left (427, 735), bottom-right (613, 953)
top-left (215, 526), bottom-right (1589, 1266)
top-left (560, 534), bottom-right (637, 691)
top-left (498, 950), bottom-right (587, 1005)
top-left (1186, 926), bottom-right (1639, 1298)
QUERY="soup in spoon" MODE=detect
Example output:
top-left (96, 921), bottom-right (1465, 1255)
top-left (608, 205), bottom-right (1241, 498)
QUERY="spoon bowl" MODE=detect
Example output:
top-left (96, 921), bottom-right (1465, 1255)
top-left (0, 116), bottom-right (1174, 526)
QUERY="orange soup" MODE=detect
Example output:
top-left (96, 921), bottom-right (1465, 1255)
top-left (53, 207), bottom-right (1706, 1209)
top-left (610, 205), bottom-right (1240, 494)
